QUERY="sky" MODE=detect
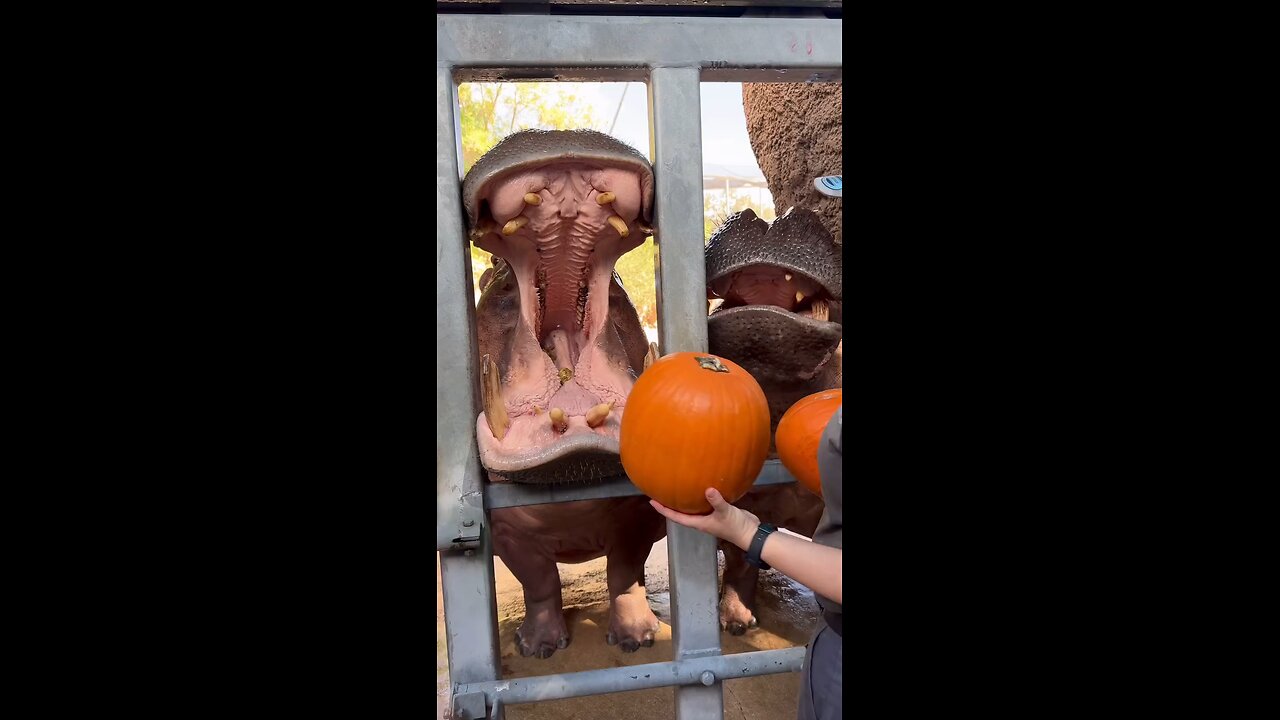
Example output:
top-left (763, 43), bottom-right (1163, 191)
top-left (584, 82), bottom-right (764, 176)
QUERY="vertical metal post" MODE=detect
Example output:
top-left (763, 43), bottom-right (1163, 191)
top-left (436, 65), bottom-right (486, 549)
top-left (437, 64), bottom-right (502, 719)
top-left (441, 532), bottom-right (503, 720)
top-left (648, 65), bottom-right (724, 720)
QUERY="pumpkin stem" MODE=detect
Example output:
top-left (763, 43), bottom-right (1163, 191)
top-left (694, 355), bottom-right (730, 373)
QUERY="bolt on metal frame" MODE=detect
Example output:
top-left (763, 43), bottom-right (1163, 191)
top-left (437, 9), bottom-right (840, 719)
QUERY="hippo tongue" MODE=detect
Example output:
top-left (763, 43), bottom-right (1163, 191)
top-left (546, 378), bottom-right (599, 416)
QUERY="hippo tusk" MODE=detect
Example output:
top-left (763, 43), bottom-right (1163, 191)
top-left (503, 216), bottom-right (530, 236)
top-left (524, 192), bottom-right (542, 206)
top-left (607, 215), bottom-right (629, 238)
top-left (795, 290), bottom-right (805, 304)
top-left (785, 273), bottom-right (793, 282)
top-left (549, 407), bottom-right (568, 433)
top-left (482, 354), bottom-right (509, 441)
top-left (585, 402), bottom-right (613, 428)
top-left (596, 191), bottom-right (616, 205)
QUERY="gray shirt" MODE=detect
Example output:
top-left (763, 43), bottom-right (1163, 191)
top-left (811, 406), bottom-right (842, 617)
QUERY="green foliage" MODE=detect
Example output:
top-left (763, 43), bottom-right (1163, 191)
top-left (470, 244), bottom-right (491, 304)
top-left (613, 238), bottom-right (658, 327)
top-left (459, 82), bottom-right (605, 173)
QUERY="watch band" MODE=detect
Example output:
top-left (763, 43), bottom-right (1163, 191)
top-left (746, 523), bottom-right (778, 570)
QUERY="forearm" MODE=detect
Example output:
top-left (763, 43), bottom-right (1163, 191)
top-left (739, 530), bottom-right (842, 604)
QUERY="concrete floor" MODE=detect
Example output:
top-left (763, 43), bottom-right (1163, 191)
top-left (437, 538), bottom-right (821, 719)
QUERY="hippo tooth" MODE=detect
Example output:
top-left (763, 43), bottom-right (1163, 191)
top-left (643, 342), bottom-right (659, 372)
top-left (596, 191), bottom-right (616, 205)
top-left (502, 216), bottom-right (529, 236)
top-left (811, 299), bottom-right (829, 322)
top-left (468, 221), bottom-right (495, 242)
top-left (637, 221), bottom-right (654, 236)
top-left (607, 215), bottom-right (629, 238)
top-left (785, 273), bottom-right (793, 282)
top-left (585, 402), bottom-right (613, 428)
top-left (549, 407), bottom-right (568, 433)
top-left (482, 354), bottom-right (509, 441)
top-left (523, 192), bottom-right (542, 206)
top-left (796, 290), bottom-right (805, 304)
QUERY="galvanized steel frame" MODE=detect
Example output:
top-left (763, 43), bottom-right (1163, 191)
top-left (437, 10), bottom-right (840, 720)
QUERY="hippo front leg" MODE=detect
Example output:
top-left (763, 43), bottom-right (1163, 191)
top-left (492, 517), bottom-right (570, 659)
top-left (605, 509), bottom-right (664, 653)
top-left (719, 541), bottom-right (759, 635)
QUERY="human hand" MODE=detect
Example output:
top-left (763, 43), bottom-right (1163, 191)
top-left (650, 488), bottom-right (761, 551)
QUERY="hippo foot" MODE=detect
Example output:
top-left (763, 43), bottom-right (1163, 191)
top-left (718, 593), bottom-right (758, 636)
top-left (606, 593), bottom-right (659, 653)
top-left (514, 605), bottom-right (570, 659)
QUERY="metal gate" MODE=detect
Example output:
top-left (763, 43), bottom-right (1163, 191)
top-left (437, 4), bottom-right (842, 718)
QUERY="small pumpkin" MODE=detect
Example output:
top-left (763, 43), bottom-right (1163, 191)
top-left (775, 389), bottom-right (842, 497)
top-left (621, 352), bottom-right (771, 514)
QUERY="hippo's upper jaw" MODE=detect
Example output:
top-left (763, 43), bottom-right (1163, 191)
top-left (467, 130), bottom-right (655, 484)
top-left (705, 207), bottom-right (842, 385)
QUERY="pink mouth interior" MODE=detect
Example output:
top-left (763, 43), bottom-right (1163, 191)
top-left (472, 164), bottom-right (645, 471)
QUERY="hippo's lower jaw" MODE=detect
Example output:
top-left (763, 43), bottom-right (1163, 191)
top-left (707, 304), bottom-right (841, 385)
top-left (476, 415), bottom-right (626, 484)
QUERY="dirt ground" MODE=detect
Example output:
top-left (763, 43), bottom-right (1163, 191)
top-left (437, 538), bottom-right (820, 719)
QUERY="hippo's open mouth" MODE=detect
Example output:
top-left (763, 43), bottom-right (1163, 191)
top-left (705, 208), bottom-right (843, 385)
top-left (465, 130), bottom-right (655, 484)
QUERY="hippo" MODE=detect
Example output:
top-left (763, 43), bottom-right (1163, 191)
top-left (466, 129), bottom-right (665, 659)
top-left (704, 206), bottom-right (843, 634)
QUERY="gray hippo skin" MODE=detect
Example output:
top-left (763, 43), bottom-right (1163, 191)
top-left (705, 207), bottom-right (842, 634)
top-left (466, 130), bottom-right (665, 659)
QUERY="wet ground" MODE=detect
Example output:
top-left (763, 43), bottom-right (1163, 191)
top-left (437, 538), bottom-right (821, 719)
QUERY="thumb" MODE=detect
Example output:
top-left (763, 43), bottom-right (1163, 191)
top-left (705, 487), bottom-right (729, 510)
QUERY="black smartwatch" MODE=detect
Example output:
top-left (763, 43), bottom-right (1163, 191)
top-left (746, 523), bottom-right (778, 570)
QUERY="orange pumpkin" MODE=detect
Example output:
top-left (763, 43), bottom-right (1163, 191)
top-left (621, 352), bottom-right (771, 514)
top-left (775, 389), bottom-right (842, 497)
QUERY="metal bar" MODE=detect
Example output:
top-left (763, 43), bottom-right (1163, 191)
top-left (485, 459), bottom-right (798, 509)
top-left (441, 528), bottom-right (504, 718)
top-left (437, 65), bottom-right (488, 552)
top-left (648, 65), bottom-right (725, 720)
top-left (454, 647), bottom-right (805, 706)
top-left (436, 14), bottom-right (842, 83)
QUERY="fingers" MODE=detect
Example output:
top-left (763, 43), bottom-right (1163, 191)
top-left (650, 499), bottom-right (695, 526)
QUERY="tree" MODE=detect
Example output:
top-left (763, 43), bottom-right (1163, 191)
top-left (459, 83), bottom-right (605, 173)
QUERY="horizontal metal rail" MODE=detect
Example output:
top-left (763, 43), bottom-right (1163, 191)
top-left (454, 646), bottom-right (805, 706)
top-left (437, 13), bottom-right (842, 82)
top-left (485, 458), bottom-right (800, 509)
